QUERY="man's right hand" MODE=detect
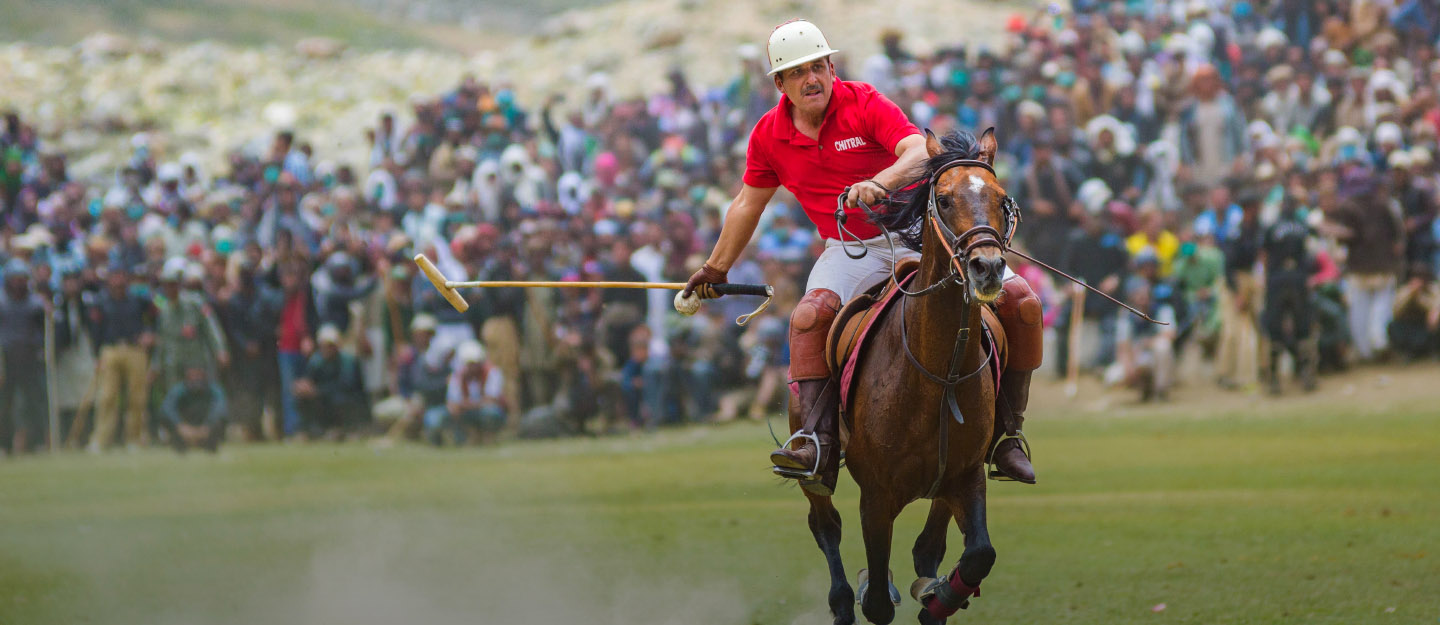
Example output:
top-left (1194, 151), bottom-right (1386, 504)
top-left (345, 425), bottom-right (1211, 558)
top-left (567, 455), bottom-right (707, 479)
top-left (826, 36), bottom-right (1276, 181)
top-left (683, 264), bottom-right (728, 299)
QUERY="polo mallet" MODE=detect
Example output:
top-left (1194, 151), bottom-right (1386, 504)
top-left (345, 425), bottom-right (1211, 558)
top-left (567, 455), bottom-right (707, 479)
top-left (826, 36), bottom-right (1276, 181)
top-left (413, 254), bottom-right (775, 326)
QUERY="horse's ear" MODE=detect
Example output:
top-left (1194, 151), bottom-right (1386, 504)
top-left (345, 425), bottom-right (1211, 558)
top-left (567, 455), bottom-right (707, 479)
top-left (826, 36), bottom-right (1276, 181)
top-left (924, 128), bottom-right (943, 158)
top-left (978, 127), bottom-right (997, 166)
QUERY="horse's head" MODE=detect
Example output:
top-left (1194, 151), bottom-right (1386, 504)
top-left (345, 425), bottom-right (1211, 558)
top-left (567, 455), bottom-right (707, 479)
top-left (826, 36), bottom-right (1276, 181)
top-left (923, 127), bottom-right (1013, 304)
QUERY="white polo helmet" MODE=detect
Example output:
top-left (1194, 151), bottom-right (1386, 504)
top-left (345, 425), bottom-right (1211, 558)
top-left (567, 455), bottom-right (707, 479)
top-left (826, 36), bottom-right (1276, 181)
top-left (766, 20), bottom-right (839, 76)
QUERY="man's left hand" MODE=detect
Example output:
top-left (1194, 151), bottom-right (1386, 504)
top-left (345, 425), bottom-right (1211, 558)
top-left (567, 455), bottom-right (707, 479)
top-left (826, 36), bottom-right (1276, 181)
top-left (845, 180), bottom-right (888, 209)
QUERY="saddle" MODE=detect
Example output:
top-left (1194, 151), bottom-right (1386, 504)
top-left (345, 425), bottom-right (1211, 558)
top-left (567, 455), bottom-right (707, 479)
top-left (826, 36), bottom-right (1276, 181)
top-left (825, 260), bottom-right (1007, 416)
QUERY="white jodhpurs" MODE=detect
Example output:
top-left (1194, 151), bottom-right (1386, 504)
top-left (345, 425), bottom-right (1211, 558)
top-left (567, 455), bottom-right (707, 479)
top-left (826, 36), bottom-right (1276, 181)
top-left (805, 235), bottom-right (1014, 302)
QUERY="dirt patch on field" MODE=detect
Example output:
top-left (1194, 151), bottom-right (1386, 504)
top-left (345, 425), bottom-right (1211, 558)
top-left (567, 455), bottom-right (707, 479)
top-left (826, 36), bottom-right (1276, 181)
top-left (1030, 361), bottom-right (1440, 421)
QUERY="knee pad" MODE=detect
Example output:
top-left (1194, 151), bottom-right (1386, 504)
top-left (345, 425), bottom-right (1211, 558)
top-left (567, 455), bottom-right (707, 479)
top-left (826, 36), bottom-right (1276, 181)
top-left (998, 275), bottom-right (1044, 371)
top-left (789, 289), bottom-right (842, 381)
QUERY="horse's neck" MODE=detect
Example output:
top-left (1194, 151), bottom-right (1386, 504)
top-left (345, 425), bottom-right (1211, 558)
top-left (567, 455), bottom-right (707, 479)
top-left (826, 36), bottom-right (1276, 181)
top-left (906, 249), bottom-right (984, 371)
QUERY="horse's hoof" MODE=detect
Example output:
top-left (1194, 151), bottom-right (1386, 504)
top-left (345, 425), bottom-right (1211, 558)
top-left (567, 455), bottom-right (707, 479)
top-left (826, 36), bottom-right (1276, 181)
top-left (857, 569), bottom-right (901, 607)
top-left (910, 577), bottom-right (939, 603)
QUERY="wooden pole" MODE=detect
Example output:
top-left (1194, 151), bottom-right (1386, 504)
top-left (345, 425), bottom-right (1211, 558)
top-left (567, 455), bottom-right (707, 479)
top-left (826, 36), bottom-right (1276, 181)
top-left (44, 311), bottom-right (59, 452)
top-left (1065, 283), bottom-right (1086, 399)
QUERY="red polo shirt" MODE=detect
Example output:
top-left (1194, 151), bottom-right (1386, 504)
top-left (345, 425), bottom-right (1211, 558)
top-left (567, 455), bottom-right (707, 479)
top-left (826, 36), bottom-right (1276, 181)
top-left (743, 79), bottom-right (919, 240)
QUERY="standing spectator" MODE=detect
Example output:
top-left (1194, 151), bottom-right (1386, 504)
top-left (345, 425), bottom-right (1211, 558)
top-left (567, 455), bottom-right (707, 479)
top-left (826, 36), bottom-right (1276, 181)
top-left (433, 340), bottom-right (505, 446)
top-left (1216, 192), bottom-right (1265, 389)
top-left (53, 268), bottom-right (96, 443)
top-left (225, 262), bottom-right (282, 440)
top-left (1329, 165), bottom-right (1405, 361)
top-left (157, 365), bottom-right (227, 453)
top-left (1056, 191), bottom-right (1129, 374)
top-left (1179, 64), bottom-right (1249, 190)
top-left (0, 260), bottom-right (49, 453)
top-left (1015, 134), bottom-right (1084, 256)
top-left (1260, 199), bottom-right (1318, 394)
top-left (275, 261), bottom-right (318, 437)
top-left (88, 264), bottom-right (155, 451)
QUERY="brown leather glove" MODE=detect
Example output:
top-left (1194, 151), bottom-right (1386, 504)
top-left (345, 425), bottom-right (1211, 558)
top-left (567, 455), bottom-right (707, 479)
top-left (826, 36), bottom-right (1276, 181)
top-left (683, 263), bottom-right (728, 299)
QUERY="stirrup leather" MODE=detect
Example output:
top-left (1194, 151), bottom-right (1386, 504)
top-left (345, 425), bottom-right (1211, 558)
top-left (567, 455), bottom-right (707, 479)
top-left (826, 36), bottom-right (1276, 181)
top-left (771, 431), bottom-right (822, 480)
top-left (986, 429), bottom-right (1033, 482)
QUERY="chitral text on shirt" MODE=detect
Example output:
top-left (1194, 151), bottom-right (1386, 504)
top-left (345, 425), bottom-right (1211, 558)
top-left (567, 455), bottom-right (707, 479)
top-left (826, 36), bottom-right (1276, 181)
top-left (744, 79), bottom-right (920, 241)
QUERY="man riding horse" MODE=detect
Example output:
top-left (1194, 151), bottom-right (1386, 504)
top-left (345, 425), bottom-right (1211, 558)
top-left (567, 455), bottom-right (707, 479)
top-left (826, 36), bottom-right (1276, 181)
top-left (684, 20), bottom-right (1043, 495)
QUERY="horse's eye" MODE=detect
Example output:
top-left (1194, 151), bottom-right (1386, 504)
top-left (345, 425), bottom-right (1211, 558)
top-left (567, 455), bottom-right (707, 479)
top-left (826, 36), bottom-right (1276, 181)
top-left (936, 195), bottom-right (952, 209)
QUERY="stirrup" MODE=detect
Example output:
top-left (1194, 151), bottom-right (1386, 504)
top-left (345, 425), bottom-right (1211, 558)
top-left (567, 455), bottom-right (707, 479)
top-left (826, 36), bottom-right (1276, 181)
top-left (771, 431), bottom-right (822, 479)
top-left (986, 430), bottom-right (1032, 482)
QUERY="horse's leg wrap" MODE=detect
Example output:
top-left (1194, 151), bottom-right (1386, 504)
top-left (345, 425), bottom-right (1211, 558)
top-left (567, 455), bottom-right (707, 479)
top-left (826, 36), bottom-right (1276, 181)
top-left (922, 574), bottom-right (981, 619)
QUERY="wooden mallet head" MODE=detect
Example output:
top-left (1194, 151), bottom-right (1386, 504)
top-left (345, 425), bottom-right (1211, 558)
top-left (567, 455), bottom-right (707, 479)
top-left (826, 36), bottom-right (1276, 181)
top-left (413, 254), bottom-right (470, 313)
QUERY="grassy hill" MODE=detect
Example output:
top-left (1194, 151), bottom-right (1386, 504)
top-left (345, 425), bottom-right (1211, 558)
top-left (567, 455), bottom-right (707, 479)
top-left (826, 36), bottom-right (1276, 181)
top-left (0, 0), bottom-right (605, 51)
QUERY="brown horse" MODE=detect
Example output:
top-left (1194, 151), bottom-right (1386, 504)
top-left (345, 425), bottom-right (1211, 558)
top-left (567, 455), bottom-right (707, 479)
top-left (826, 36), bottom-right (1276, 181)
top-left (794, 128), bottom-right (1014, 625)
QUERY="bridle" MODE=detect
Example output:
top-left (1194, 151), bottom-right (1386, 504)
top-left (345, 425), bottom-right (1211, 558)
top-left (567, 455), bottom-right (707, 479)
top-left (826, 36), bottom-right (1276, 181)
top-left (837, 158), bottom-right (1021, 301)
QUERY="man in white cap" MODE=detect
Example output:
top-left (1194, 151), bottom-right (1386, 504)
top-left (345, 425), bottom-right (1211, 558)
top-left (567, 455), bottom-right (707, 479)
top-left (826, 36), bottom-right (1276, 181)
top-left (682, 20), bottom-right (1043, 494)
top-left (432, 340), bottom-right (506, 446)
top-left (293, 324), bottom-right (369, 439)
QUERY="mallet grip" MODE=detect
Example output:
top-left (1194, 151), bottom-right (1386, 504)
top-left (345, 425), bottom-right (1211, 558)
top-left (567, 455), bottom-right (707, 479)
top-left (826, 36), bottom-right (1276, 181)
top-left (712, 283), bottom-right (771, 297)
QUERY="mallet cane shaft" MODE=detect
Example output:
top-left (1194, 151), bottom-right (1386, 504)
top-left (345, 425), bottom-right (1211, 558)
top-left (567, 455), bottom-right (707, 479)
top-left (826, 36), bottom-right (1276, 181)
top-left (413, 254), bottom-right (774, 324)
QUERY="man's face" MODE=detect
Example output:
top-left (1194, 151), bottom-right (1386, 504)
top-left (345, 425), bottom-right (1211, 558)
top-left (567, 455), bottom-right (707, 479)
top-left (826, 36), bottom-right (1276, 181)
top-left (774, 59), bottom-right (835, 118)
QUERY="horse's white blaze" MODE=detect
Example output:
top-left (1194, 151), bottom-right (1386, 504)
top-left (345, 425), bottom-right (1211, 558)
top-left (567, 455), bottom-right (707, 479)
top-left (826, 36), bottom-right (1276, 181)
top-left (968, 175), bottom-right (985, 193)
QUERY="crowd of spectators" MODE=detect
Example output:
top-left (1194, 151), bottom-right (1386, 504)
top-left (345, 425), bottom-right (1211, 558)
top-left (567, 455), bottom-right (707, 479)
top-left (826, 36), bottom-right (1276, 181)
top-left (3, 0), bottom-right (1440, 454)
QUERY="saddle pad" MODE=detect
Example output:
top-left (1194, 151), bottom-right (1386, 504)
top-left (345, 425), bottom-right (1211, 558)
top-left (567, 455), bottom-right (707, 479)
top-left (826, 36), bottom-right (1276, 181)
top-left (831, 277), bottom-right (1010, 417)
top-left (833, 271), bottom-right (917, 415)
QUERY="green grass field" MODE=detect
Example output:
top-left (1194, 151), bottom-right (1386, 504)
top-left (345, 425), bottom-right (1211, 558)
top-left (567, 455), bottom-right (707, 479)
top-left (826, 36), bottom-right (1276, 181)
top-left (2, 369), bottom-right (1439, 625)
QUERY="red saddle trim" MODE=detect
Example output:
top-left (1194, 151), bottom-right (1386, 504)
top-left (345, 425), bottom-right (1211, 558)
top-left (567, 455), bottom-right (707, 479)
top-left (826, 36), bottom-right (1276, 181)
top-left (838, 276), bottom-right (1005, 416)
top-left (839, 272), bottom-right (916, 414)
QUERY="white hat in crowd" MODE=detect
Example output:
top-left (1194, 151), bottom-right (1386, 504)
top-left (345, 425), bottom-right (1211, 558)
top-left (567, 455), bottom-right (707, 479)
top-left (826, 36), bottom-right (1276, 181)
top-left (457, 340), bottom-right (487, 364)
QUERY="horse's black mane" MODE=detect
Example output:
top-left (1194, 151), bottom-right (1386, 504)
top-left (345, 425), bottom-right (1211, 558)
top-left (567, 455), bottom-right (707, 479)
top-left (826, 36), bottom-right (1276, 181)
top-left (869, 129), bottom-right (983, 251)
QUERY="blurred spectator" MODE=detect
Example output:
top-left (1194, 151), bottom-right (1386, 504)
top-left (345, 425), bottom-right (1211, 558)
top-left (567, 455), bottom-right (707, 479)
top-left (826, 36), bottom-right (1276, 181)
top-left (0, 259), bottom-right (49, 453)
top-left (434, 340), bottom-right (505, 446)
top-left (1113, 278), bottom-right (1178, 401)
top-left (1389, 263), bottom-right (1440, 360)
top-left (293, 324), bottom-right (369, 440)
top-left (1261, 198), bottom-right (1319, 394)
top-left (158, 365), bottom-right (226, 454)
top-left (1215, 192), bottom-right (1264, 389)
top-left (88, 264), bottom-right (155, 451)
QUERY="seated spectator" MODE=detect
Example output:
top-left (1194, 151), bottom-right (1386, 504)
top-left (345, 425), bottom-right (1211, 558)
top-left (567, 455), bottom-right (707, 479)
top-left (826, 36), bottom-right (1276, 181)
top-left (1389, 263), bottom-right (1440, 360)
top-left (430, 340), bottom-right (505, 446)
top-left (1112, 280), bottom-right (1179, 402)
top-left (158, 365), bottom-right (227, 453)
top-left (379, 314), bottom-right (450, 442)
top-left (293, 324), bottom-right (370, 440)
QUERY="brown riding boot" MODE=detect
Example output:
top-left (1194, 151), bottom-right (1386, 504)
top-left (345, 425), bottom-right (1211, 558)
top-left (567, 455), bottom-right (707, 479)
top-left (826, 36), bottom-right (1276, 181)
top-left (991, 370), bottom-right (1036, 484)
top-left (771, 288), bottom-right (842, 496)
top-left (770, 378), bottom-right (842, 495)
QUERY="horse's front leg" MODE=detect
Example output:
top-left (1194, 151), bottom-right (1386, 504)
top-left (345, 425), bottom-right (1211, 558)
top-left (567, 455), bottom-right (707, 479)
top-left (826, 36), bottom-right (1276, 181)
top-left (923, 469), bottom-right (994, 621)
top-left (858, 493), bottom-right (900, 625)
top-left (911, 500), bottom-right (951, 625)
top-left (806, 492), bottom-right (856, 625)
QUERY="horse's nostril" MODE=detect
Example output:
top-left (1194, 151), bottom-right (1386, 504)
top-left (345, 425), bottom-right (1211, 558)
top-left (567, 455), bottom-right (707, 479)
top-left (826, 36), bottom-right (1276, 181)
top-left (968, 257), bottom-right (990, 278)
